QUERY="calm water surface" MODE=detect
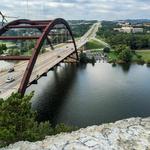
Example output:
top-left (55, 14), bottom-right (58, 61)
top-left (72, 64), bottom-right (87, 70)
top-left (27, 62), bottom-right (150, 127)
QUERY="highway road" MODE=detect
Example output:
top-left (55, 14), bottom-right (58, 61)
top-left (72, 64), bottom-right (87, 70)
top-left (0, 22), bottom-right (100, 98)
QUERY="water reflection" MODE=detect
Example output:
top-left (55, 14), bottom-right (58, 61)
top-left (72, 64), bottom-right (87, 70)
top-left (119, 63), bottom-right (131, 73)
top-left (27, 63), bottom-right (150, 127)
top-left (78, 63), bottom-right (87, 69)
top-left (27, 64), bottom-right (78, 125)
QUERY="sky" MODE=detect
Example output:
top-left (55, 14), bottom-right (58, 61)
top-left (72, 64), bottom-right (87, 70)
top-left (0, 0), bottom-right (150, 21)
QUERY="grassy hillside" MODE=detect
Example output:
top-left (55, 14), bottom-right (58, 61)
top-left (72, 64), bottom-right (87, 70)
top-left (137, 50), bottom-right (150, 61)
top-left (85, 39), bottom-right (105, 50)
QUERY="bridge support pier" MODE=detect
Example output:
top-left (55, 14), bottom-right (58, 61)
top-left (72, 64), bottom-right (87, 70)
top-left (63, 52), bottom-right (79, 63)
top-left (42, 72), bottom-right (47, 77)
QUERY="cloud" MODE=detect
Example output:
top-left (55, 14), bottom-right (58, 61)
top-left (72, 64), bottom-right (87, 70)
top-left (0, 0), bottom-right (150, 20)
top-left (47, 2), bottom-right (75, 8)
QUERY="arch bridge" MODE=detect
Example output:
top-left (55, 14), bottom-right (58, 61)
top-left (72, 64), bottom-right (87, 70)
top-left (0, 18), bottom-right (79, 96)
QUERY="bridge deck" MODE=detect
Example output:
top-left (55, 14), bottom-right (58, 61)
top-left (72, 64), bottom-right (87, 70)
top-left (0, 22), bottom-right (100, 99)
top-left (0, 44), bottom-right (74, 98)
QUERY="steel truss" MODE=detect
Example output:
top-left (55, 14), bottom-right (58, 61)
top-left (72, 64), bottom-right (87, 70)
top-left (0, 18), bottom-right (78, 96)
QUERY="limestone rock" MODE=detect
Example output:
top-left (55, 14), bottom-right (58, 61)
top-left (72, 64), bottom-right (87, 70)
top-left (1, 117), bottom-right (150, 150)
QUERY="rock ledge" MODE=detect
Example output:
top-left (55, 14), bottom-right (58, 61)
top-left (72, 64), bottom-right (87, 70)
top-left (1, 117), bottom-right (150, 150)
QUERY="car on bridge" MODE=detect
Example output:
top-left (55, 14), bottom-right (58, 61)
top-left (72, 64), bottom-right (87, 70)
top-left (8, 68), bottom-right (15, 73)
top-left (5, 77), bottom-right (15, 83)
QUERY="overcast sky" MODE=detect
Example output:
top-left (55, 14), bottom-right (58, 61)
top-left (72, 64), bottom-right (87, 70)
top-left (1, 0), bottom-right (150, 21)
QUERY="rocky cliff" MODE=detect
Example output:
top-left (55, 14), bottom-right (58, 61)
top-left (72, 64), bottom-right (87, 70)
top-left (1, 117), bottom-right (150, 150)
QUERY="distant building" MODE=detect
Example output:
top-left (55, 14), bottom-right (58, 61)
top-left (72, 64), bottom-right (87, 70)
top-left (114, 27), bottom-right (143, 33)
top-left (133, 24), bottom-right (143, 27)
top-left (144, 23), bottom-right (150, 27)
top-left (132, 28), bottom-right (143, 33)
top-left (122, 27), bottom-right (133, 33)
top-left (117, 22), bottom-right (130, 27)
top-left (113, 28), bottom-right (121, 32)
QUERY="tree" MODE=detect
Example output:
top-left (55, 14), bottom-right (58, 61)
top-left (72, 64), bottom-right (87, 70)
top-left (79, 51), bottom-right (88, 63)
top-left (114, 44), bottom-right (127, 54)
top-left (0, 93), bottom-right (75, 147)
top-left (8, 48), bottom-right (20, 56)
top-left (118, 47), bottom-right (133, 62)
top-left (97, 21), bottom-right (150, 50)
top-left (0, 44), bottom-right (7, 54)
top-left (103, 47), bottom-right (110, 53)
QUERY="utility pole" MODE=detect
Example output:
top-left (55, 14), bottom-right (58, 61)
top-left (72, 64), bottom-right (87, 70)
top-left (0, 11), bottom-right (7, 26)
top-left (0, 11), bottom-right (18, 26)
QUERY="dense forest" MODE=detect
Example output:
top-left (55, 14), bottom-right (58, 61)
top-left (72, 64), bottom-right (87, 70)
top-left (97, 21), bottom-right (150, 50)
top-left (69, 20), bottom-right (97, 37)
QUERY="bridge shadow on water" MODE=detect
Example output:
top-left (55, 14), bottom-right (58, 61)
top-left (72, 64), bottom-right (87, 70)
top-left (27, 63), bottom-right (79, 126)
top-left (26, 62), bottom-right (150, 128)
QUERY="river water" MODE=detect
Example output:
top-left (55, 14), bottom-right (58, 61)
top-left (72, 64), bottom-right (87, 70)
top-left (27, 62), bottom-right (150, 128)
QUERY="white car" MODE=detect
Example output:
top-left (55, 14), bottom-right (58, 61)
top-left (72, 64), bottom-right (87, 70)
top-left (5, 77), bottom-right (15, 83)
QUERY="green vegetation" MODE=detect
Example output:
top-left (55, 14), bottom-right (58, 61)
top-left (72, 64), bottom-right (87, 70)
top-left (72, 24), bottom-right (91, 37)
top-left (0, 41), bottom-right (15, 48)
top-left (103, 47), bottom-right (110, 53)
top-left (108, 45), bottom-right (133, 63)
top-left (7, 48), bottom-right (20, 56)
top-left (97, 21), bottom-right (150, 64)
top-left (118, 47), bottom-right (132, 63)
top-left (90, 49), bottom-right (103, 53)
top-left (79, 51), bottom-right (96, 64)
top-left (108, 48), bottom-right (150, 64)
top-left (0, 40), bottom-right (36, 56)
top-left (85, 39), bottom-right (105, 50)
top-left (147, 60), bottom-right (150, 67)
top-left (136, 51), bottom-right (150, 61)
top-left (0, 44), bottom-right (7, 54)
top-left (97, 21), bottom-right (150, 50)
top-left (108, 51), bottom-right (118, 62)
top-left (19, 40), bottom-right (36, 55)
top-left (0, 93), bottom-right (76, 148)
top-left (69, 20), bottom-right (97, 38)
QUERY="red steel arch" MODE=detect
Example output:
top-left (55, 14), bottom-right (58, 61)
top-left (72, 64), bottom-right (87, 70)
top-left (0, 18), bottom-right (78, 96)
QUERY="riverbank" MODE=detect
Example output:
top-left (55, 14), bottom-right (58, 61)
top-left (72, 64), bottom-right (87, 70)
top-left (108, 50), bottom-right (150, 65)
top-left (136, 50), bottom-right (150, 62)
top-left (2, 117), bottom-right (150, 150)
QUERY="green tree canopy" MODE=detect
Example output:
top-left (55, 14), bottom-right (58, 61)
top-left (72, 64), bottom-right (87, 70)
top-left (0, 93), bottom-right (75, 147)
top-left (118, 47), bottom-right (133, 62)
top-left (0, 44), bottom-right (7, 54)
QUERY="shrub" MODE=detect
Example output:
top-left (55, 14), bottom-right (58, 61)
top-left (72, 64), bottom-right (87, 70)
top-left (114, 44), bottom-right (127, 54)
top-left (41, 48), bottom-right (46, 54)
top-left (118, 47), bottom-right (133, 63)
top-left (108, 58), bottom-right (116, 64)
top-left (0, 44), bottom-right (7, 54)
top-left (112, 62), bottom-right (116, 67)
top-left (103, 47), bottom-right (110, 53)
top-left (136, 54), bottom-right (142, 59)
top-left (147, 60), bottom-right (150, 67)
top-left (0, 93), bottom-right (75, 147)
top-left (79, 52), bottom-right (90, 63)
top-left (8, 49), bottom-right (20, 56)
top-left (137, 59), bottom-right (145, 65)
top-left (89, 56), bottom-right (96, 64)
